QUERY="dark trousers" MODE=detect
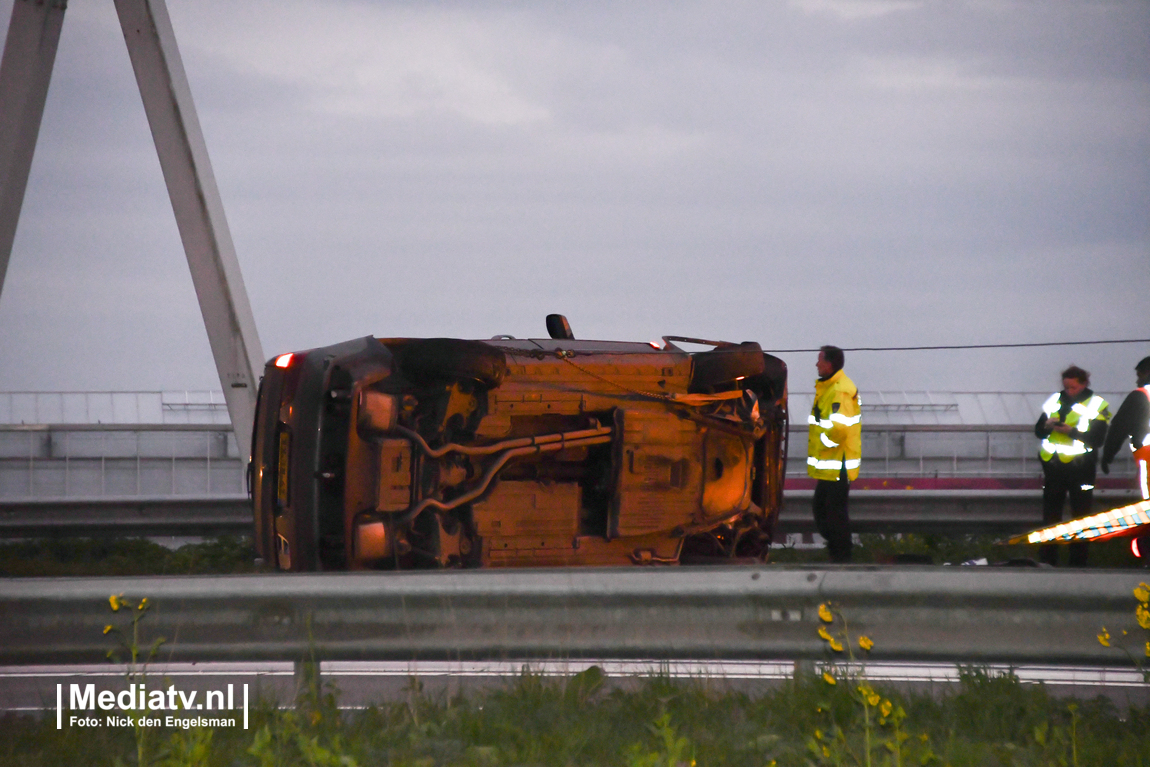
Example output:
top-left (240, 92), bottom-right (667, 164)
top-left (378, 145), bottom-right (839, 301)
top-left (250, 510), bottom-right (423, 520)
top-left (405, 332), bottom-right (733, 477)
top-left (1040, 459), bottom-right (1094, 567)
top-left (813, 467), bottom-right (852, 563)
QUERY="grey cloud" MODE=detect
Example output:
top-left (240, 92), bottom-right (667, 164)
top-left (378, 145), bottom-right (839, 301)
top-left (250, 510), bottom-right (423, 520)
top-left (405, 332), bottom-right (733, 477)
top-left (0, 0), bottom-right (1146, 397)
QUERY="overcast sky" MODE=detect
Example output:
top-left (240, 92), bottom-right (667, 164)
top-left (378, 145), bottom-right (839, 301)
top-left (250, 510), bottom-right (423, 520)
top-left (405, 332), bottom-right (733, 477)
top-left (0, 0), bottom-right (1147, 398)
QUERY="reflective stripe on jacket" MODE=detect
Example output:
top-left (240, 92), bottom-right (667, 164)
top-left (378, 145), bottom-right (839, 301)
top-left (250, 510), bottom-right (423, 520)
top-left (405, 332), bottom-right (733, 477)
top-left (807, 369), bottom-right (861, 481)
top-left (1039, 391), bottom-right (1110, 463)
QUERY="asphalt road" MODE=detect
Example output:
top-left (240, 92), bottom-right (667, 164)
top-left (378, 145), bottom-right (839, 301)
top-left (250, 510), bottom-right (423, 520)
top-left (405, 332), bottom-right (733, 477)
top-left (5, 659), bottom-right (1146, 717)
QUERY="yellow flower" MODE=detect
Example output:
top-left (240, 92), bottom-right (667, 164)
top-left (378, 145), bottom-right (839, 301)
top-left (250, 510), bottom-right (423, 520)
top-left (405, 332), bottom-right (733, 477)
top-left (1134, 583), bottom-right (1150, 604)
top-left (818, 626), bottom-right (833, 642)
top-left (858, 635), bottom-right (874, 651)
top-left (866, 692), bottom-right (880, 707)
top-left (822, 745), bottom-right (830, 758)
top-left (1136, 604), bottom-right (1150, 630)
top-left (815, 729), bottom-right (823, 740)
top-left (818, 603), bottom-right (834, 623)
top-left (103, 625), bottom-right (113, 635)
top-left (1098, 628), bottom-right (1111, 647)
top-left (822, 672), bottom-right (836, 685)
top-left (1145, 641), bottom-right (1150, 658)
top-left (828, 638), bottom-right (843, 653)
top-left (880, 699), bottom-right (892, 717)
top-left (138, 598), bottom-right (149, 611)
top-left (109, 594), bottom-right (122, 612)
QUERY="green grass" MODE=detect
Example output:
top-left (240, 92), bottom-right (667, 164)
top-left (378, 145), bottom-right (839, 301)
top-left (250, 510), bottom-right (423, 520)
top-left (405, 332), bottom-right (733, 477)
top-left (1, 667), bottom-right (1147, 766)
top-left (0, 537), bottom-right (264, 577)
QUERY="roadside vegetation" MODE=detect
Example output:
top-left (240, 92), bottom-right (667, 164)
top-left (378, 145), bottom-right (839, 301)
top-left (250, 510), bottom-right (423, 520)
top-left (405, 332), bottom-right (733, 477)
top-left (2, 560), bottom-right (1147, 764)
top-left (0, 536), bottom-right (264, 577)
top-left (2, 664), bottom-right (1148, 766)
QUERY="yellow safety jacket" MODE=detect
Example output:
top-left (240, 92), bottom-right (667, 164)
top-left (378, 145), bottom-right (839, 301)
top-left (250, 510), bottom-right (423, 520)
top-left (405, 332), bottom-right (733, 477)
top-left (1039, 390), bottom-right (1110, 463)
top-left (807, 369), bottom-right (861, 481)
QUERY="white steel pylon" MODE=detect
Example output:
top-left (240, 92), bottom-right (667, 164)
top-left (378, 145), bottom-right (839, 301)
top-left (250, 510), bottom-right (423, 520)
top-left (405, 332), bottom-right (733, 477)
top-left (0, 0), bottom-right (264, 448)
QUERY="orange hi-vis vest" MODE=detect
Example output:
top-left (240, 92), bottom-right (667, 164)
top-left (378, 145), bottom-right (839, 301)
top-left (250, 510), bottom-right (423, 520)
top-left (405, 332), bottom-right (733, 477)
top-left (1134, 388), bottom-right (1150, 501)
top-left (1134, 387), bottom-right (1150, 463)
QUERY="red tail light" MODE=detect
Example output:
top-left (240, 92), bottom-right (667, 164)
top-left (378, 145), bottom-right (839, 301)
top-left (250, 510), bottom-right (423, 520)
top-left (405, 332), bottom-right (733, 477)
top-left (274, 353), bottom-right (294, 368)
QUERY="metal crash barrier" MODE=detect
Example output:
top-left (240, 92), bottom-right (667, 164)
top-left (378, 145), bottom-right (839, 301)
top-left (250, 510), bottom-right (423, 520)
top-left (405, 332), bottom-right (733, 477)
top-left (0, 567), bottom-right (1144, 667)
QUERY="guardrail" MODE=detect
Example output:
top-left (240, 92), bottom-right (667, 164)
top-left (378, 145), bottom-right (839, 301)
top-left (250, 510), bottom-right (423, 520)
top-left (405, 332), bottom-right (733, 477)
top-left (0, 489), bottom-right (1143, 539)
top-left (0, 568), bottom-right (1144, 667)
top-left (3, 422), bottom-right (1137, 504)
top-left (778, 488), bottom-right (1140, 535)
top-left (0, 496), bottom-right (250, 537)
top-left (785, 424), bottom-right (1136, 479)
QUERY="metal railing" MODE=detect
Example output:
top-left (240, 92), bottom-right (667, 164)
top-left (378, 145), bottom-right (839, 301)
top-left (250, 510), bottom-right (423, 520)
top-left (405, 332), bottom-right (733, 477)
top-left (0, 568), bottom-right (1144, 667)
top-left (789, 391), bottom-right (1130, 427)
top-left (0, 390), bottom-right (1140, 500)
top-left (786, 424), bottom-right (1135, 480)
top-left (0, 497), bottom-right (251, 538)
top-left (0, 424), bottom-right (244, 500)
top-left (0, 391), bottom-right (230, 425)
top-left (4, 489), bottom-right (1124, 539)
top-left (0, 422), bottom-right (1137, 502)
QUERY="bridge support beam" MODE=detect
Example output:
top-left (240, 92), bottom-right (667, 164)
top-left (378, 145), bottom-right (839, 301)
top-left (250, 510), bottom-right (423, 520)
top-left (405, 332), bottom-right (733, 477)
top-left (0, 0), bottom-right (263, 451)
top-left (0, 0), bottom-right (66, 299)
top-left (113, 0), bottom-right (263, 446)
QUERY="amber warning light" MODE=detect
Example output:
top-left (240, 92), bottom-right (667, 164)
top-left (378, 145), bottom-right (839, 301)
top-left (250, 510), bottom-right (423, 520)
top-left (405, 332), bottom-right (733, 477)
top-left (274, 353), bottom-right (294, 369)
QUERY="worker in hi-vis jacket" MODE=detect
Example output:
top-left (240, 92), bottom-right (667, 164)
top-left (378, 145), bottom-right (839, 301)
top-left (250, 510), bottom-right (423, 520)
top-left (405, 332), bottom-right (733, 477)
top-left (807, 345), bottom-right (861, 563)
top-left (1034, 365), bottom-right (1110, 567)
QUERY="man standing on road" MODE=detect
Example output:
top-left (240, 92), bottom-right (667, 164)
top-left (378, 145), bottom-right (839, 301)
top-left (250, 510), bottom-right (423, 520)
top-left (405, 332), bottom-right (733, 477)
top-left (808, 345), bottom-right (861, 563)
top-left (1100, 356), bottom-right (1150, 501)
top-left (1034, 366), bottom-right (1110, 567)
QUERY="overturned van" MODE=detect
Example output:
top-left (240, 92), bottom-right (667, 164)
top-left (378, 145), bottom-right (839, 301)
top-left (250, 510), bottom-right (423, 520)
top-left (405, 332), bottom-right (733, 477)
top-left (250, 317), bottom-right (787, 571)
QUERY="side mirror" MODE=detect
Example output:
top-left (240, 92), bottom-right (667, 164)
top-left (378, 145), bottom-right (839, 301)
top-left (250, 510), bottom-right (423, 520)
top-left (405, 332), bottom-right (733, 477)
top-left (546, 314), bottom-right (575, 340)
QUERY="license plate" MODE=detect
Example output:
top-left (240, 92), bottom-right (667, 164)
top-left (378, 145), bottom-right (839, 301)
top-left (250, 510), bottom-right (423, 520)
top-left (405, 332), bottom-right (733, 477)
top-left (277, 430), bottom-right (290, 505)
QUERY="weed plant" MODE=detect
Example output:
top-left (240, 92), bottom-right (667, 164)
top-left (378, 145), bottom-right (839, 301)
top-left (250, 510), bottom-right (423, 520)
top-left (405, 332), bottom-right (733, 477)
top-left (103, 594), bottom-right (166, 766)
top-left (1098, 581), bottom-right (1150, 682)
top-left (2, 665), bottom-right (1147, 766)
